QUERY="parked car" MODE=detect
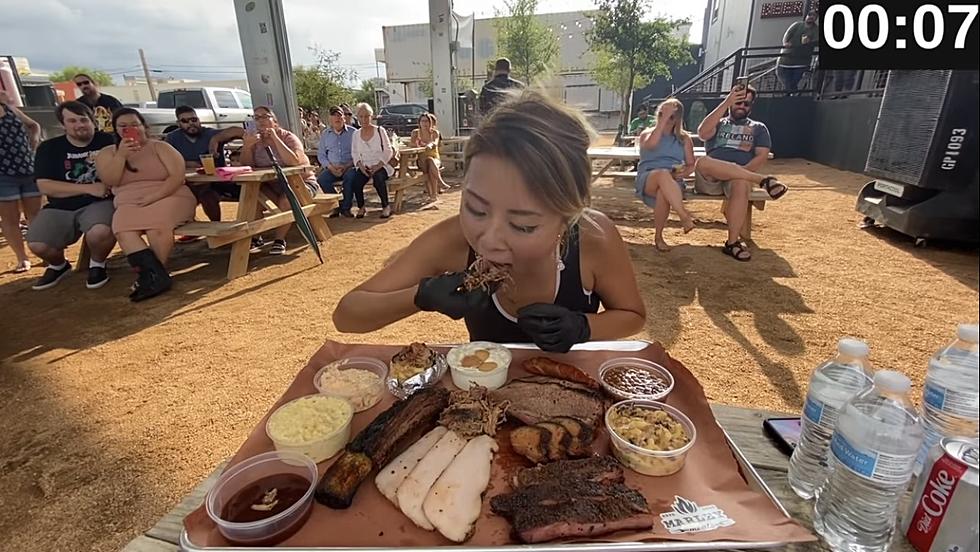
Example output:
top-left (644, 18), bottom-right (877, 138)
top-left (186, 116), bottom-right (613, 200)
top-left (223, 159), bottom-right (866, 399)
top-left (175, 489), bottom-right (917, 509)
top-left (139, 87), bottom-right (254, 136)
top-left (375, 103), bottom-right (428, 136)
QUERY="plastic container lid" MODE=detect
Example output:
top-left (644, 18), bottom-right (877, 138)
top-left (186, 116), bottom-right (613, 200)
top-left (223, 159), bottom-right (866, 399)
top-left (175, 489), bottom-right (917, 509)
top-left (956, 323), bottom-right (980, 344)
top-left (838, 337), bottom-right (869, 358)
top-left (874, 370), bottom-right (911, 393)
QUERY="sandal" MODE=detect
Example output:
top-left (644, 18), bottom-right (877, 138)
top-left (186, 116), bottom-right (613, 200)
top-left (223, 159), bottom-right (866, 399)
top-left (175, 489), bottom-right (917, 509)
top-left (14, 260), bottom-right (31, 273)
top-left (722, 240), bottom-right (752, 262)
top-left (760, 176), bottom-right (788, 200)
top-left (355, 208), bottom-right (366, 219)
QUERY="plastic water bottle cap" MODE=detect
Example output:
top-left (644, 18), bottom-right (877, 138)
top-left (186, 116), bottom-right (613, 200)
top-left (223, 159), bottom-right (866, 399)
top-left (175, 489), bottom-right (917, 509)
top-left (874, 370), bottom-right (911, 393)
top-left (957, 324), bottom-right (980, 344)
top-left (838, 337), bottom-right (869, 358)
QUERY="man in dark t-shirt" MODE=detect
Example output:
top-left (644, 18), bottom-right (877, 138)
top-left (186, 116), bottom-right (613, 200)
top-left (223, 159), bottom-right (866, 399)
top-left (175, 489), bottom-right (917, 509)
top-left (479, 58), bottom-right (525, 115)
top-left (165, 105), bottom-right (244, 222)
top-left (74, 73), bottom-right (124, 133)
top-left (776, 11), bottom-right (819, 93)
top-left (694, 84), bottom-right (787, 261)
top-left (26, 101), bottom-right (117, 290)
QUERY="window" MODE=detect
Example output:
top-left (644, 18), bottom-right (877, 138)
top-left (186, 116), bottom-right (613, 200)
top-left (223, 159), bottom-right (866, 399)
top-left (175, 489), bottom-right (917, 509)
top-left (157, 90), bottom-right (206, 109)
top-left (712, 0), bottom-right (720, 22)
top-left (213, 91), bottom-right (239, 109)
top-left (386, 105), bottom-right (409, 115)
top-left (234, 91), bottom-right (252, 109)
top-left (409, 105), bottom-right (428, 115)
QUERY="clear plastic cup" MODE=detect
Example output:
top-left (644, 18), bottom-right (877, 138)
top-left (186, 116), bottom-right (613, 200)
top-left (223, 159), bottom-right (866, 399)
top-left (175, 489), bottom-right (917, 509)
top-left (605, 399), bottom-right (696, 476)
top-left (598, 357), bottom-right (675, 401)
top-left (205, 451), bottom-right (317, 546)
top-left (314, 357), bottom-right (388, 412)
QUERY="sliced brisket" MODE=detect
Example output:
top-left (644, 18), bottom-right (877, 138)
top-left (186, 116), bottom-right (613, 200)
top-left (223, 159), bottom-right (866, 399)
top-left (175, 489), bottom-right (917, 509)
top-left (490, 376), bottom-right (604, 427)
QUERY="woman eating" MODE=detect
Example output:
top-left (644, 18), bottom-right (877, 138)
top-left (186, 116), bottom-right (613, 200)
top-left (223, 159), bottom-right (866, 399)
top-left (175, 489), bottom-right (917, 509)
top-left (348, 102), bottom-right (393, 219)
top-left (95, 108), bottom-right (196, 301)
top-left (634, 99), bottom-right (696, 252)
top-left (411, 112), bottom-right (449, 201)
top-left (333, 92), bottom-right (646, 352)
top-left (239, 105), bottom-right (320, 255)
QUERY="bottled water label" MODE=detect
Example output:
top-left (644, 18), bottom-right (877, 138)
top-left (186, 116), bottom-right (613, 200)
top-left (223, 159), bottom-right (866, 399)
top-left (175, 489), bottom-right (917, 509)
top-left (803, 394), bottom-right (839, 430)
top-left (923, 381), bottom-right (979, 417)
top-left (831, 432), bottom-right (916, 485)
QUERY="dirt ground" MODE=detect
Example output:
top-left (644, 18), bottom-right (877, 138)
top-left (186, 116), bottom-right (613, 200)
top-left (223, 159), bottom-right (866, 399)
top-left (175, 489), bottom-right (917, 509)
top-left (0, 158), bottom-right (977, 551)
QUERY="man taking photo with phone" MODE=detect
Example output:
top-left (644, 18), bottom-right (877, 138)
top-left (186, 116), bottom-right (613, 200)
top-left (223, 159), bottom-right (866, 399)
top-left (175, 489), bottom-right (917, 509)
top-left (694, 83), bottom-right (788, 262)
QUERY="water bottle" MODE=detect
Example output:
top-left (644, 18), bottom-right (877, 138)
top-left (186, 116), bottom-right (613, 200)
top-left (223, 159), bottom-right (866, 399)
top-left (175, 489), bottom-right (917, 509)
top-left (813, 370), bottom-right (923, 552)
top-left (788, 338), bottom-right (874, 499)
top-left (914, 323), bottom-right (980, 476)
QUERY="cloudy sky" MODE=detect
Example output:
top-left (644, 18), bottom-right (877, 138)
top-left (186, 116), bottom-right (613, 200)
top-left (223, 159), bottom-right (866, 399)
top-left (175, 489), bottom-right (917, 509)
top-left (1, 0), bottom-right (705, 83)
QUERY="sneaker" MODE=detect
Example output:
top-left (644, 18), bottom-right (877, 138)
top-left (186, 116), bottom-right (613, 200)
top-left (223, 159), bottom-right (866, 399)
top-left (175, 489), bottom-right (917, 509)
top-left (249, 236), bottom-right (266, 253)
top-left (269, 239), bottom-right (287, 255)
top-left (86, 266), bottom-right (109, 289)
top-left (32, 263), bottom-right (72, 290)
top-left (380, 205), bottom-right (392, 219)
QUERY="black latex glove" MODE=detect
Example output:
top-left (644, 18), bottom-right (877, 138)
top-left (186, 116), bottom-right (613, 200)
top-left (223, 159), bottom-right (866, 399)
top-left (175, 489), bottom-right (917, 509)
top-left (414, 272), bottom-right (490, 320)
top-left (517, 303), bottom-right (591, 353)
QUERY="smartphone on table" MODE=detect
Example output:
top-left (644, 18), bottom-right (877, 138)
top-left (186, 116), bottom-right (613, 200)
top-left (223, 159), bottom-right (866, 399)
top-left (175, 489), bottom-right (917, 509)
top-left (763, 417), bottom-right (801, 456)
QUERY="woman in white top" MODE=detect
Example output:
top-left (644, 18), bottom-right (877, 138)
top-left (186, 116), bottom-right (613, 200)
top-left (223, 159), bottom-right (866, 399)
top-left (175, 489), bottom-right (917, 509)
top-left (348, 102), bottom-right (393, 218)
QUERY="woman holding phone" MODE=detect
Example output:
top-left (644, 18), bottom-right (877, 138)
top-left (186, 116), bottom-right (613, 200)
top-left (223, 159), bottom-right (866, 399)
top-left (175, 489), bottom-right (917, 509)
top-left (96, 108), bottom-right (195, 301)
top-left (634, 98), bottom-right (696, 251)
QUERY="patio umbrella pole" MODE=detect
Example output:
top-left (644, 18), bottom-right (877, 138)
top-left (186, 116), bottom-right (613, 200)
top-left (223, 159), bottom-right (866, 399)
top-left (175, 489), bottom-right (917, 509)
top-left (264, 146), bottom-right (324, 264)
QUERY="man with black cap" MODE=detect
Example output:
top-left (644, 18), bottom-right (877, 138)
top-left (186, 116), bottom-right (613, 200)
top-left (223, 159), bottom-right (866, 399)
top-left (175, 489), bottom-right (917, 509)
top-left (479, 58), bottom-right (525, 115)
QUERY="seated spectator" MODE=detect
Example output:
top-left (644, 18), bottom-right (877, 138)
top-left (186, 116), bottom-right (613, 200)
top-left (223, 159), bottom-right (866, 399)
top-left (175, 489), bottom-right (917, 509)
top-left (635, 99), bottom-right (696, 252)
top-left (341, 104), bottom-right (360, 129)
top-left (316, 105), bottom-right (356, 199)
top-left (95, 108), bottom-right (196, 301)
top-left (695, 85), bottom-right (788, 262)
top-left (628, 104), bottom-right (656, 134)
top-left (164, 105), bottom-right (244, 222)
top-left (410, 112), bottom-right (448, 201)
top-left (28, 101), bottom-right (116, 291)
top-left (239, 105), bottom-right (320, 255)
top-left (0, 91), bottom-right (42, 273)
top-left (73, 74), bottom-right (123, 133)
top-left (349, 102), bottom-right (393, 219)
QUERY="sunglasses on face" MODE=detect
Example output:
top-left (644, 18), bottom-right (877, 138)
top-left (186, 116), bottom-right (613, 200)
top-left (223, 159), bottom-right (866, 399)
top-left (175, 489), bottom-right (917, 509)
top-left (179, 117), bottom-right (200, 124)
top-left (344, 112), bottom-right (353, 117)
top-left (75, 80), bottom-right (91, 86)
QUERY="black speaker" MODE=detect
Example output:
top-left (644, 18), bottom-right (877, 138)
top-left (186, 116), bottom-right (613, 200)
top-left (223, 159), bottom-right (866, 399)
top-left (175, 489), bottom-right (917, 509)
top-left (866, 70), bottom-right (979, 192)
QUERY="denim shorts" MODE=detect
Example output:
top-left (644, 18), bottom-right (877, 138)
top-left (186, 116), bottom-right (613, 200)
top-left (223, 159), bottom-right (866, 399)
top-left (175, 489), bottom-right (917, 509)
top-left (0, 175), bottom-right (41, 202)
top-left (635, 168), bottom-right (684, 208)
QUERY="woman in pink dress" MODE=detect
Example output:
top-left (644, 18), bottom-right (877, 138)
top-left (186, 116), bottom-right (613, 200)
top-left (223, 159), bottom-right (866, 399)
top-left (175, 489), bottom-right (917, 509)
top-left (96, 108), bottom-right (196, 301)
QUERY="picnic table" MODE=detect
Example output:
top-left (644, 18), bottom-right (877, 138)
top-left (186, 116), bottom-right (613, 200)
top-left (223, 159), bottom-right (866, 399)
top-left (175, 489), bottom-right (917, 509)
top-left (119, 402), bottom-right (914, 552)
top-left (181, 166), bottom-right (339, 280)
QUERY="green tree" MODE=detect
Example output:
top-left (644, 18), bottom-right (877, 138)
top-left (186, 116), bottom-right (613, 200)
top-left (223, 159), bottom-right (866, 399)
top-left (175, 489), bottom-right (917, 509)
top-left (293, 46), bottom-right (356, 112)
top-left (353, 80), bottom-right (377, 111)
top-left (588, 0), bottom-right (692, 127)
top-left (494, 0), bottom-right (560, 84)
top-left (49, 66), bottom-right (113, 86)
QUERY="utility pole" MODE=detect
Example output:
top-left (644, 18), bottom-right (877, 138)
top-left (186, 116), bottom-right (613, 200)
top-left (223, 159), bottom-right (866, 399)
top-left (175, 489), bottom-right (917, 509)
top-left (139, 48), bottom-right (157, 101)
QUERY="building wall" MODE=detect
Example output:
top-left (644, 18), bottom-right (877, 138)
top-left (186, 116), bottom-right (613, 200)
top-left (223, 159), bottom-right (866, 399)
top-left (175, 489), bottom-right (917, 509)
top-left (702, 0), bottom-right (752, 68)
top-left (809, 97), bottom-right (882, 172)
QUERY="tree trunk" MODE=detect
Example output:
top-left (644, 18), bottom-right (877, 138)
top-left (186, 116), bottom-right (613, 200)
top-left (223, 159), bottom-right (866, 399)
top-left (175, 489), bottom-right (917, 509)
top-left (623, 65), bottom-right (637, 130)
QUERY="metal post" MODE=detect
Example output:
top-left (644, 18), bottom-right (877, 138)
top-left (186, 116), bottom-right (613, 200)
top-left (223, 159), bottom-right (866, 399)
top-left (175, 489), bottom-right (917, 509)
top-left (234, 0), bottom-right (300, 134)
top-left (429, 0), bottom-right (456, 134)
top-left (139, 49), bottom-right (158, 101)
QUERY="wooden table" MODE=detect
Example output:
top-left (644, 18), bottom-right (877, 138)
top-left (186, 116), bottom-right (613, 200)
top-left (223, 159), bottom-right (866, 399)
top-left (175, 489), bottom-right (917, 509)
top-left (389, 146), bottom-right (427, 213)
top-left (182, 166), bottom-right (338, 280)
top-left (120, 402), bottom-right (915, 551)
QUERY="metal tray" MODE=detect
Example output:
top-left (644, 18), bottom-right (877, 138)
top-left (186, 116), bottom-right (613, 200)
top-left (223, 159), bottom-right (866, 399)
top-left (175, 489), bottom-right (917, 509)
top-left (179, 341), bottom-right (793, 552)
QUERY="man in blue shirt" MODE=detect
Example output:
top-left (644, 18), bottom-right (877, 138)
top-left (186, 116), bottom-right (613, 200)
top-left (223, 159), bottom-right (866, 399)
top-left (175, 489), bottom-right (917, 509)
top-left (695, 85), bottom-right (787, 262)
top-left (165, 105), bottom-right (244, 221)
top-left (317, 105), bottom-right (357, 197)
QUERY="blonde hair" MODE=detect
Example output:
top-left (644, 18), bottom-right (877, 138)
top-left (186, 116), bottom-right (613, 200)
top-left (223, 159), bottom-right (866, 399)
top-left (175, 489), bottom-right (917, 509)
top-left (464, 91), bottom-right (593, 230)
top-left (657, 98), bottom-right (688, 143)
top-left (355, 102), bottom-right (374, 117)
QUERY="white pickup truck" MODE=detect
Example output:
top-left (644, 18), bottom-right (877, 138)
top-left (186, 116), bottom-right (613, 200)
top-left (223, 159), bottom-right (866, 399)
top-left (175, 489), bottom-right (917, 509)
top-left (139, 87), bottom-right (254, 136)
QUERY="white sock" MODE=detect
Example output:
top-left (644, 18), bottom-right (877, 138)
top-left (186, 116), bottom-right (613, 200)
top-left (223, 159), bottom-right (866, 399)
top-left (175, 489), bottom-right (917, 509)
top-left (89, 259), bottom-right (106, 269)
top-left (48, 262), bottom-right (67, 271)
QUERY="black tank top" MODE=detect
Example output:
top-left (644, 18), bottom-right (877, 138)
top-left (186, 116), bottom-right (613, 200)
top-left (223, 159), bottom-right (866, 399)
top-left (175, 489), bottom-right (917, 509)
top-left (463, 225), bottom-right (602, 343)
